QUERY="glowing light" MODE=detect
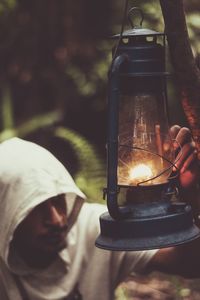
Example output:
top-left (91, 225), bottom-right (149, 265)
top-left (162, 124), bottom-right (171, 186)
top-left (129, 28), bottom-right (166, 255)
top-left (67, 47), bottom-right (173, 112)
top-left (129, 164), bottom-right (153, 184)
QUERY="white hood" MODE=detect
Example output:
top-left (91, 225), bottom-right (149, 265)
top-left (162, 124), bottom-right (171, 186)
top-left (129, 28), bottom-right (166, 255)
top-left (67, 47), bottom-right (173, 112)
top-left (0, 137), bottom-right (85, 269)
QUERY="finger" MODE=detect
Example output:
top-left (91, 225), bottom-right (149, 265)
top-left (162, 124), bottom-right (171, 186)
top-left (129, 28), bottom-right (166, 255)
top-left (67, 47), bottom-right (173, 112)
top-left (174, 127), bottom-right (193, 146)
top-left (170, 125), bottom-right (182, 153)
top-left (169, 125), bottom-right (181, 140)
top-left (180, 149), bottom-right (198, 174)
top-left (173, 141), bottom-right (196, 171)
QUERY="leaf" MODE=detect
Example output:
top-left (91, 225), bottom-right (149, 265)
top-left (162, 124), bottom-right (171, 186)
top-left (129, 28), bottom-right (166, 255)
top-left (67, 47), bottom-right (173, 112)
top-left (0, 128), bottom-right (17, 142)
top-left (1, 86), bottom-right (14, 130)
top-left (0, 0), bottom-right (16, 15)
top-left (54, 127), bottom-right (106, 203)
top-left (17, 110), bottom-right (63, 138)
top-left (187, 13), bottom-right (200, 28)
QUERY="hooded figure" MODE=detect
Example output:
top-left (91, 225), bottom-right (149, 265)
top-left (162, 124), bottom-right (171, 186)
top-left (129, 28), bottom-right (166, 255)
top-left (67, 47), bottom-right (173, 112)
top-left (0, 137), bottom-right (157, 300)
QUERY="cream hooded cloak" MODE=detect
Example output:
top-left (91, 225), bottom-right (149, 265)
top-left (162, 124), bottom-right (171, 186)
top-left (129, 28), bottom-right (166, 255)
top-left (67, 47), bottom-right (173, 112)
top-left (0, 137), bottom-right (157, 300)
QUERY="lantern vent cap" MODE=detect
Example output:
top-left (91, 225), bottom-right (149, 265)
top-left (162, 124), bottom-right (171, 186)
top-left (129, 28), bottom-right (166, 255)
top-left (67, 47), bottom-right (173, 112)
top-left (112, 28), bottom-right (164, 39)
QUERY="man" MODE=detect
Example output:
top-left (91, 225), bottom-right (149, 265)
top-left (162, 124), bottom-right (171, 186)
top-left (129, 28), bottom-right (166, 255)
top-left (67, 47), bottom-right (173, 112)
top-left (0, 125), bottom-right (199, 300)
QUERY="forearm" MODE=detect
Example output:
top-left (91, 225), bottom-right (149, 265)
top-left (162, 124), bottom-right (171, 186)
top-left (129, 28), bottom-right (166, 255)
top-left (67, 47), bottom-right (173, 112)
top-left (149, 237), bottom-right (200, 278)
top-left (148, 183), bottom-right (200, 278)
top-left (149, 127), bottom-right (200, 278)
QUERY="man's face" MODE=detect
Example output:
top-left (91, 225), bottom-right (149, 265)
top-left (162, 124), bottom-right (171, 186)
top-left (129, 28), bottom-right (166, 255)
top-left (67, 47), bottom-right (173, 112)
top-left (12, 194), bottom-right (68, 258)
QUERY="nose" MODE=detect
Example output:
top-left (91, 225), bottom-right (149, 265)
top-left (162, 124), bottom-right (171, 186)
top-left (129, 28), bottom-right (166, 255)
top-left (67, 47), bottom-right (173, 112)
top-left (45, 203), bottom-right (65, 227)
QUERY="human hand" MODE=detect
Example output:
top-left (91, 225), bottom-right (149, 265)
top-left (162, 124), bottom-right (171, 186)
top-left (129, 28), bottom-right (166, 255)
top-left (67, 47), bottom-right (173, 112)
top-left (170, 125), bottom-right (199, 189)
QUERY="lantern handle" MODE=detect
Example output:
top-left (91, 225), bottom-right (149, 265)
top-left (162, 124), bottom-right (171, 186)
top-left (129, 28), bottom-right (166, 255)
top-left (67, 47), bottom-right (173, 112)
top-left (128, 7), bottom-right (144, 29)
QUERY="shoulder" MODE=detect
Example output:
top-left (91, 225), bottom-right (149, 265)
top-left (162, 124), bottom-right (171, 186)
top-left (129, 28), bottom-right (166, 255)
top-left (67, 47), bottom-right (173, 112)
top-left (79, 202), bottom-right (107, 218)
top-left (76, 202), bottom-right (107, 238)
top-left (77, 204), bottom-right (158, 272)
top-left (67, 203), bottom-right (109, 266)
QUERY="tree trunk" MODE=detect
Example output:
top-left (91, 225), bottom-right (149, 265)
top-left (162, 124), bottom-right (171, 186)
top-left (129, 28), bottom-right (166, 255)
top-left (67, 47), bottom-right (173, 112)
top-left (159, 0), bottom-right (200, 156)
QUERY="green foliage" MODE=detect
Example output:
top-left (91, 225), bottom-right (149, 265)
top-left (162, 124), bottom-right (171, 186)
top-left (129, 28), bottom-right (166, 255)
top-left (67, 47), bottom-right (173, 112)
top-left (187, 13), bottom-right (200, 52)
top-left (0, 110), bottom-right (63, 142)
top-left (1, 86), bottom-right (14, 129)
top-left (115, 286), bottom-right (129, 300)
top-left (0, 86), bottom-right (64, 142)
top-left (0, 0), bottom-right (16, 15)
top-left (188, 13), bottom-right (200, 28)
top-left (0, 85), bottom-right (17, 141)
top-left (0, 86), bottom-right (106, 203)
top-left (0, 86), bottom-right (63, 142)
top-left (66, 64), bottom-right (97, 97)
top-left (65, 49), bottom-right (110, 98)
top-left (17, 111), bottom-right (63, 138)
top-left (54, 127), bottom-right (106, 203)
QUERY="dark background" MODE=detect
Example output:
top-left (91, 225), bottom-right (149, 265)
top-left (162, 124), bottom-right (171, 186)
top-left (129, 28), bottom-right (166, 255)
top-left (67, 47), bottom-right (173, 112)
top-left (0, 0), bottom-right (199, 200)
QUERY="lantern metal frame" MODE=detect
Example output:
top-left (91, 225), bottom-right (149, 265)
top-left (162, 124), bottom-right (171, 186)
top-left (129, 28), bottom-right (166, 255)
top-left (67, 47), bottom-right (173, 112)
top-left (95, 7), bottom-right (200, 251)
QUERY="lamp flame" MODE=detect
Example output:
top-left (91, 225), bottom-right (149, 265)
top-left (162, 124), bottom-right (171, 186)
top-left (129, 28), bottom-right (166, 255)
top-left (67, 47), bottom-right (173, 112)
top-left (129, 164), bottom-right (153, 184)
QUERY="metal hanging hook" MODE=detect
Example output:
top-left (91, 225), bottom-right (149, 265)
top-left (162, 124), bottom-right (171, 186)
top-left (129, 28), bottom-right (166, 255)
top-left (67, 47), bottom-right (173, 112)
top-left (128, 7), bottom-right (144, 29)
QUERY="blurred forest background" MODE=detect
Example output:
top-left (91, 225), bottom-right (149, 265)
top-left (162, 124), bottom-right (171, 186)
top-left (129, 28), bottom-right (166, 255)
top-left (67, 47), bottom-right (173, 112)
top-left (0, 0), bottom-right (199, 200)
top-left (0, 0), bottom-right (200, 299)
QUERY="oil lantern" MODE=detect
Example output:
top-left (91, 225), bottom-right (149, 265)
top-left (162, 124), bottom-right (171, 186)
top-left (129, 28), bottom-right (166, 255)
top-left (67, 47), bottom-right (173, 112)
top-left (95, 7), bottom-right (200, 251)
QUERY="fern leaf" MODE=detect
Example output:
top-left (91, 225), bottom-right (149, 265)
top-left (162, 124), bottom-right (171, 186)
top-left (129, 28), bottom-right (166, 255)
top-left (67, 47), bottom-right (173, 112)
top-left (54, 127), bottom-right (106, 203)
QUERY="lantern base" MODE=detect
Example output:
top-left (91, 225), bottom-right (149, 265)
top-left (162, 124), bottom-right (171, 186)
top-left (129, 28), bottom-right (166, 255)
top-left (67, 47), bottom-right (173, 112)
top-left (95, 203), bottom-right (200, 251)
